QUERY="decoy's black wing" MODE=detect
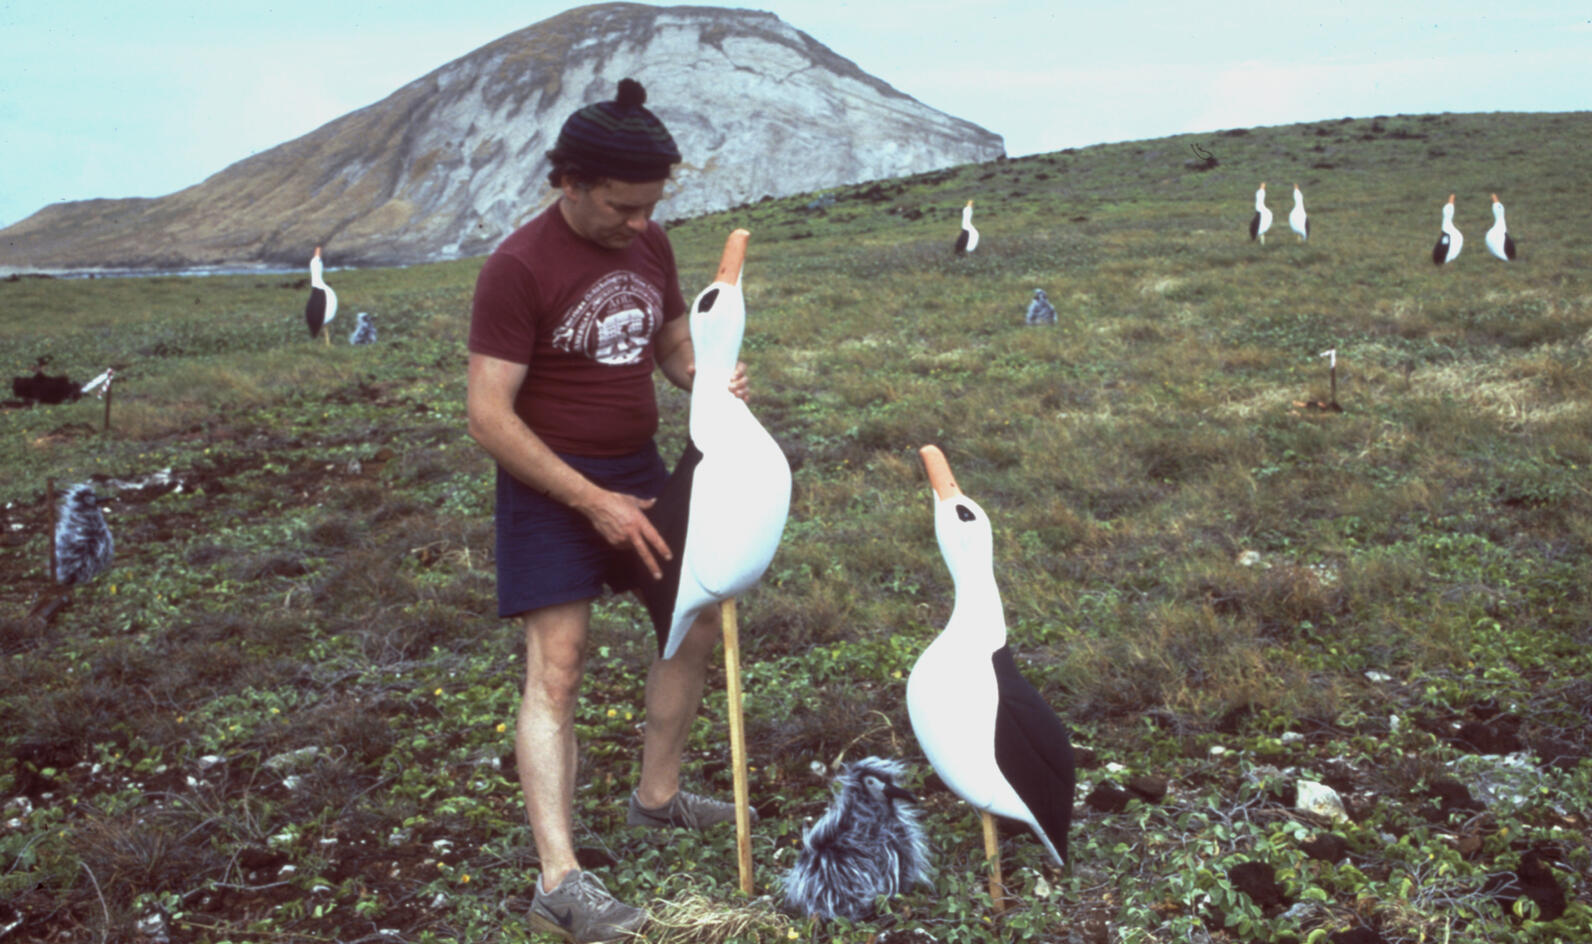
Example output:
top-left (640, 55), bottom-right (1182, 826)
top-left (622, 439), bottom-right (702, 655)
top-left (990, 645), bottom-right (1076, 863)
top-left (306, 289), bottom-right (327, 337)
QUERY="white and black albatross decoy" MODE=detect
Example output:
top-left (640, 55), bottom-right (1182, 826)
top-left (304, 246), bottom-right (338, 343)
top-left (1289, 183), bottom-right (1309, 241)
top-left (630, 229), bottom-right (791, 894)
top-left (1485, 193), bottom-right (1517, 261)
top-left (1250, 182), bottom-right (1273, 244)
top-left (906, 446), bottom-right (1076, 911)
top-left (1433, 193), bottom-right (1463, 265)
top-left (954, 199), bottom-right (979, 255)
top-left (782, 756), bottom-right (932, 921)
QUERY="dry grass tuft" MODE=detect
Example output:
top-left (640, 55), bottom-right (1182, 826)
top-left (642, 886), bottom-right (793, 944)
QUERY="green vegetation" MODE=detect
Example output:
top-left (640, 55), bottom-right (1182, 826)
top-left (3, 111), bottom-right (1590, 942)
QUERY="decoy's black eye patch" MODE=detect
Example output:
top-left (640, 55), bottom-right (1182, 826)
top-left (956, 504), bottom-right (976, 522)
top-left (696, 288), bottom-right (720, 313)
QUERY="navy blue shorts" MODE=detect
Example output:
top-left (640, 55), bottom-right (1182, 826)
top-left (494, 443), bottom-right (669, 619)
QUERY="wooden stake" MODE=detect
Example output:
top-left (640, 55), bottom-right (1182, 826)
top-left (982, 811), bottom-right (1008, 914)
top-left (722, 598), bottom-right (754, 895)
top-left (102, 380), bottom-right (113, 433)
top-left (47, 478), bottom-right (57, 583)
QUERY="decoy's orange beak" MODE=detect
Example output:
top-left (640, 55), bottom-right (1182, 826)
top-left (1447, 194), bottom-right (1456, 205)
top-left (715, 229), bottom-right (750, 286)
top-left (1491, 193), bottom-right (1499, 203)
top-left (919, 445), bottom-right (962, 500)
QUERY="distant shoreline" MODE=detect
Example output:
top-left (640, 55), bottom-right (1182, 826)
top-left (2, 264), bottom-right (342, 280)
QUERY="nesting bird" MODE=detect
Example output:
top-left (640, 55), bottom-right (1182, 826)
top-left (1485, 194), bottom-right (1517, 261)
top-left (1432, 194), bottom-right (1463, 265)
top-left (348, 312), bottom-right (378, 345)
top-left (54, 483), bottom-right (114, 585)
top-left (304, 246), bottom-right (338, 342)
top-left (907, 447), bottom-right (1076, 878)
top-left (954, 200), bottom-right (979, 255)
top-left (1289, 184), bottom-right (1309, 241)
top-left (1250, 183), bottom-right (1272, 244)
top-left (782, 757), bottom-right (931, 921)
top-left (1025, 289), bottom-right (1057, 325)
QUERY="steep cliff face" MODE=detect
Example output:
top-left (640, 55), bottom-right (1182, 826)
top-left (0, 3), bottom-right (1003, 271)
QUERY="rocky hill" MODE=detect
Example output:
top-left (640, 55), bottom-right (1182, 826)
top-left (0, 3), bottom-right (1003, 272)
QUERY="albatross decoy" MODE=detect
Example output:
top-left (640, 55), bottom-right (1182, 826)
top-left (1485, 193), bottom-right (1517, 261)
top-left (954, 200), bottom-right (979, 255)
top-left (906, 446), bottom-right (1076, 908)
top-left (1289, 184), bottom-right (1309, 242)
top-left (1433, 194), bottom-right (1463, 265)
top-left (1250, 183), bottom-right (1272, 244)
top-left (305, 246), bottom-right (338, 343)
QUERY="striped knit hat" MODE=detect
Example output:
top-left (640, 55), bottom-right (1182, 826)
top-left (551, 78), bottom-right (681, 182)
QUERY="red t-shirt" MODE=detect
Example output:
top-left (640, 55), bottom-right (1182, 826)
top-left (469, 204), bottom-right (687, 457)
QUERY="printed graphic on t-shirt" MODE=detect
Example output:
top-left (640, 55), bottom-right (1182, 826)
top-left (550, 270), bottom-right (663, 365)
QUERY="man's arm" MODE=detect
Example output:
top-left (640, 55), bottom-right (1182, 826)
top-left (466, 352), bottom-right (672, 579)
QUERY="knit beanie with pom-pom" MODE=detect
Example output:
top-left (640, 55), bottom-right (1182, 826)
top-left (548, 78), bottom-right (681, 183)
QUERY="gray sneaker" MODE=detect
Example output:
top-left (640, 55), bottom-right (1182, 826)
top-left (626, 789), bottom-right (759, 830)
top-left (526, 870), bottom-right (646, 943)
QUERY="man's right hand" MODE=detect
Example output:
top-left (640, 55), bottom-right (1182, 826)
top-left (579, 489), bottom-right (672, 580)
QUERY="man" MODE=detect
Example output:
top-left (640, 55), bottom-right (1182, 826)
top-left (466, 78), bottom-right (752, 942)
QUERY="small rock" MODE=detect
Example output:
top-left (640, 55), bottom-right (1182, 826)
top-left (1295, 779), bottom-right (1349, 822)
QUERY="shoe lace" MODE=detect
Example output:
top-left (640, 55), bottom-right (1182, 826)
top-left (568, 870), bottom-right (631, 914)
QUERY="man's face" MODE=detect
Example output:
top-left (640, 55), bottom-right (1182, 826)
top-left (560, 178), bottom-right (667, 250)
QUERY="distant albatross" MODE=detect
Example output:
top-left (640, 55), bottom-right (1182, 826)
top-left (1289, 184), bottom-right (1309, 241)
top-left (1250, 183), bottom-right (1272, 244)
top-left (954, 200), bottom-right (979, 255)
top-left (1432, 194), bottom-right (1463, 265)
top-left (305, 246), bottom-right (338, 343)
top-left (1485, 193), bottom-right (1517, 261)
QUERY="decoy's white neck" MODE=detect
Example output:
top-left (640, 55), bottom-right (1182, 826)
top-left (687, 276), bottom-right (747, 441)
top-left (933, 493), bottom-right (1007, 648)
top-left (310, 253), bottom-right (328, 289)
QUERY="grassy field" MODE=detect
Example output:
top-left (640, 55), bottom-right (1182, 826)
top-left (3, 110), bottom-right (1590, 943)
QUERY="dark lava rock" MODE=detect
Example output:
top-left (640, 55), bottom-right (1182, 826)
top-left (1301, 833), bottom-right (1349, 863)
top-left (1529, 735), bottom-right (1587, 771)
top-left (1426, 777), bottom-right (1485, 817)
top-left (1486, 850), bottom-right (1567, 921)
top-left (1455, 718), bottom-right (1523, 754)
top-left (1085, 782), bottom-right (1132, 813)
top-left (1126, 774), bottom-right (1169, 802)
top-left (1227, 861), bottom-right (1288, 912)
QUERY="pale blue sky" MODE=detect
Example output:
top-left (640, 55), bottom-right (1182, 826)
top-left (1, 0), bottom-right (1586, 229)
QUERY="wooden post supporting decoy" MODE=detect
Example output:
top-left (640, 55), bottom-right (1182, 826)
top-left (46, 477), bottom-right (57, 582)
top-left (1322, 348), bottom-right (1338, 408)
top-left (722, 598), bottom-right (755, 895)
top-left (982, 812), bottom-right (1009, 914)
top-left (102, 379), bottom-right (113, 433)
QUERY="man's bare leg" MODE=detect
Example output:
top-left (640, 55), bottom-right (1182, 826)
top-left (634, 607), bottom-right (720, 807)
top-left (517, 598), bottom-right (593, 890)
